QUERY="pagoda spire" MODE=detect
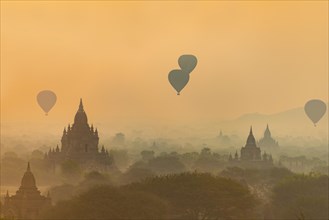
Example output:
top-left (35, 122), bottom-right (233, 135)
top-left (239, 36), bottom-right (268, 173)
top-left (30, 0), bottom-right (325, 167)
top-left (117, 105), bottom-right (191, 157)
top-left (20, 162), bottom-right (37, 190)
top-left (27, 162), bottom-right (31, 172)
top-left (78, 98), bottom-right (84, 112)
top-left (264, 124), bottom-right (271, 138)
top-left (74, 98), bottom-right (88, 124)
top-left (246, 126), bottom-right (256, 147)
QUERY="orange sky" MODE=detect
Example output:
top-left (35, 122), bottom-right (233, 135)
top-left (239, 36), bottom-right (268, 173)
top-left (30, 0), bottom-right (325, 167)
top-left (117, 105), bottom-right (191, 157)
top-left (1, 1), bottom-right (328, 131)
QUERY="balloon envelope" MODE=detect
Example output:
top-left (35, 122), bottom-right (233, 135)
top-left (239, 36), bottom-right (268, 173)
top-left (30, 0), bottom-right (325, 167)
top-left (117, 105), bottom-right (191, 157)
top-left (37, 90), bottom-right (57, 115)
top-left (178, 54), bottom-right (197, 74)
top-left (168, 69), bottom-right (190, 95)
top-left (304, 99), bottom-right (327, 126)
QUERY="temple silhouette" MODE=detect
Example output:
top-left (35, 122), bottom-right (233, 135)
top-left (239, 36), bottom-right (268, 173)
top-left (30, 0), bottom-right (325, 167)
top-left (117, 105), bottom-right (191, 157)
top-left (45, 99), bottom-right (115, 171)
top-left (258, 124), bottom-right (279, 149)
top-left (229, 126), bottom-right (273, 167)
top-left (3, 163), bottom-right (51, 220)
top-left (240, 127), bottom-right (262, 160)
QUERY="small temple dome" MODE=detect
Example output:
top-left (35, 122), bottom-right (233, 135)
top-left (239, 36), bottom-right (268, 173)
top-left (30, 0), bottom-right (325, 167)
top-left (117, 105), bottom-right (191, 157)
top-left (74, 98), bottom-right (88, 124)
top-left (246, 126), bottom-right (256, 146)
top-left (4, 162), bottom-right (52, 220)
top-left (20, 162), bottom-right (37, 189)
top-left (264, 124), bottom-right (271, 138)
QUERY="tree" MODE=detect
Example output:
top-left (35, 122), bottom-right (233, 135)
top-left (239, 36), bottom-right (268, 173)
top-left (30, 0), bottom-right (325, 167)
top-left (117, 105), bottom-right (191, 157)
top-left (109, 149), bottom-right (129, 171)
top-left (49, 171), bottom-right (112, 204)
top-left (148, 155), bottom-right (186, 175)
top-left (40, 186), bottom-right (168, 219)
top-left (200, 147), bottom-right (212, 157)
top-left (271, 174), bottom-right (329, 220)
top-left (141, 150), bottom-right (155, 161)
top-left (49, 184), bottom-right (76, 204)
top-left (78, 171), bottom-right (112, 192)
top-left (122, 166), bottom-right (155, 184)
top-left (180, 152), bottom-right (199, 170)
top-left (220, 167), bottom-right (293, 186)
top-left (311, 165), bottom-right (329, 176)
top-left (128, 172), bottom-right (258, 219)
top-left (60, 160), bottom-right (82, 182)
top-left (192, 148), bottom-right (226, 173)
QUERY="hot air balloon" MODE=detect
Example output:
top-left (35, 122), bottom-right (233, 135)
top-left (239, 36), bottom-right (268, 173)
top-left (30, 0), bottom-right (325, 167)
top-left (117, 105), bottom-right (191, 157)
top-left (37, 90), bottom-right (57, 116)
top-left (168, 54), bottom-right (198, 95)
top-left (168, 69), bottom-right (190, 95)
top-left (304, 99), bottom-right (327, 127)
top-left (178, 54), bottom-right (198, 74)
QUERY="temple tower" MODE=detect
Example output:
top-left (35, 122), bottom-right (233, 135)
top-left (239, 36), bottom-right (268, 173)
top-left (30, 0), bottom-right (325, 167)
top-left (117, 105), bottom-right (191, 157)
top-left (46, 99), bottom-right (113, 170)
top-left (3, 163), bottom-right (51, 220)
top-left (258, 124), bottom-right (279, 149)
top-left (240, 127), bottom-right (261, 160)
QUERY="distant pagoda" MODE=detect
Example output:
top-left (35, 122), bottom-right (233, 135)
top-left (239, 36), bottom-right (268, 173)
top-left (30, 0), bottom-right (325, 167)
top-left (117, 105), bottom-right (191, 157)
top-left (258, 124), bottom-right (279, 149)
top-left (229, 126), bottom-right (273, 167)
top-left (44, 99), bottom-right (114, 171)
top-left (240, 127), bottom-right (261, 161)
top-left (3, 162), bottom-right (51, 219)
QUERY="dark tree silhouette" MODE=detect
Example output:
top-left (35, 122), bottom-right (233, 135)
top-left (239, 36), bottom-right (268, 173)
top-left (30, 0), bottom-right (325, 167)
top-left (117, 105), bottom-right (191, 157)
top-left (271, 174), bottom-right (329, 220)
top-left (128, 172), bottom-right (258, 219)
top-left (40, 186), bottom-right (168, 219)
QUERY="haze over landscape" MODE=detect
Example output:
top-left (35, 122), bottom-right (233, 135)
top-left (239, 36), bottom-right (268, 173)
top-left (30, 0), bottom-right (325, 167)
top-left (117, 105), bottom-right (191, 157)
top-left (0, 1), bottom-right (328, 220)
top-left (1, 1), bottom-right (328, 131)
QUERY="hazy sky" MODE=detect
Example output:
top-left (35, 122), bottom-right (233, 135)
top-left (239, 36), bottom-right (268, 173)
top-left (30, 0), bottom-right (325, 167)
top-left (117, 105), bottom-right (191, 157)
top-left (1, 1), bottom-right (328, 131)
